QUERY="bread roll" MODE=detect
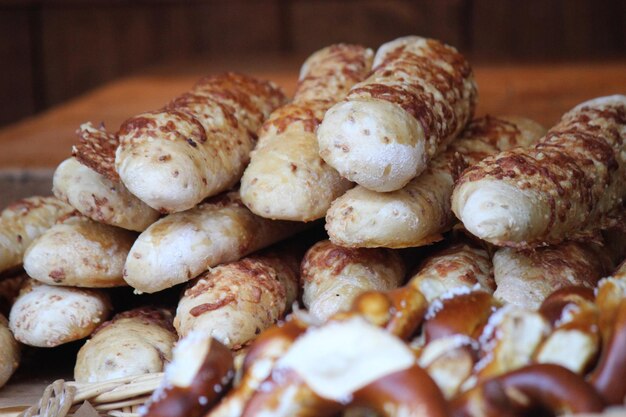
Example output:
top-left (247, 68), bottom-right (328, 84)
top-left (0, 196), bottom-right (75, 273)
top-left (493, 241), bottom-right (614, 309)
top-left (116, 73), bottom-right (285, 213)
top-left (452, 95), bottom-right (626, 247)
top-left (326, 116), bottom-right (545, 248)
top-left (301, 240), bottom-right (405, 322)
top-left (9, 279), bottom-right (111, 347)
top-left (175, 250), bottom-right (300, 349)
top-left (74, 307), bottom-right (176, 383)
top-left (0, 313), bottom-right (19, 388)
top-left (124, 191), bottom-right (306, 293)
top-left (241, 44), bottom-right (373, 221)
top-left (317, 36), bottom-right (477, 192)
top-left (54, 156), bottom-right (159, 231)
top-left (23, 216), bottom-right (135, 288)
top-left (408, 241), bottom-right (494, 303)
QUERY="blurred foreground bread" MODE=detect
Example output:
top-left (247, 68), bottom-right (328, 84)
top-left (175, 249), bottom-right (300, 349)
top-left (0, 196), bottom-right (75, 274)
top-left (301, 240), bottom-right (405, 322)
top-left (23, 216), bottom-right (135, 287)
top-left (0, 314), bottom-right (19, 388)
top-left (453, 95), bottom-right (626, 247)
top-left (317, 36), bottom-right (477, 192)
top-left (143, 333), bottom-right (234, 417)
top-left (9, 279), bottom-right (111, 347)
top-left (124, 191), bottom-right (306, 293)
top-left (240, 44), bottom-right (373, 221)
top-left (116, 73), bottom-right (285, 213)
top-left (326, 116), bottom-right (545, 248)
top-left (74, 307), bottom-right (176, 383)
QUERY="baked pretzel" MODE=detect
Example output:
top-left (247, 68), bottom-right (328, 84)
top-left (451, 363), bottom-right (605, 417)
top-left (205, 317), bottom-right (308, 417)
top-left (589, 297), bottom-right (626, 404)
top-left (143, 334), bottom-right (234, 417)
top-left (471, 305), bottom-right (550, 385)
top-left (241, 317), bottom-right (447, 417)
top-left (535, 286), bottom-right (600, 373)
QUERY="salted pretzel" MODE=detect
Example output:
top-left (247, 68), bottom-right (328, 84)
top-left (469, 305), bottom-right (550, 386)
top-left (415, 290), bottom-right (498, 399)
top-left (240, 317), bottom-right (448, 417)
top-left (451, 363), bottom-right (605, 417)
top-left (584, 269), bottom-right (626, 403)
top-left (143, 333), bottom-right (234, 417)
top-left (205, 317), bottom-right (308, 417)
top-left (535, 286), bottom-right (600, 373)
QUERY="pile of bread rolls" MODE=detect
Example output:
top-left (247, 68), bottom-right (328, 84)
top-left (1, 35), bottom-right (625, 417)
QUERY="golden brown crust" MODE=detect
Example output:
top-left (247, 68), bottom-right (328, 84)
top-left (116, 73), bottom-right (286, 213)
top-left (175, 250), bottom-right (300, 349)
top-left (351, 39), bottom-right (475, 149)
top-left (72, 122), bottom-right (120, 181)
top-left (454, 96), bottom-right (626, 247)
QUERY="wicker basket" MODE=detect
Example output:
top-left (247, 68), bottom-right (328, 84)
top-left (19, 373), bottom-right (162, 417)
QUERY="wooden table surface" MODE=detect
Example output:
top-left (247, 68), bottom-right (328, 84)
top-left (0, 60), bottom-right (625, 170)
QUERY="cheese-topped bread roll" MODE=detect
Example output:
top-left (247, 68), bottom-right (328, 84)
top-left (409, 240), bottom-right (494, 303)
top-left (175, 250), bottom-right (300, 349)
top-left (0, 313), bottom-right (19, 388)
top-left (124, 191), bottom-right (306, 293)
top-left (493, 241), bottom-right (615, 309)
top-left (241, 44), bottom-right (373, 221)
top-left (0, 196), bottom-right (75, 274)
top-left (318, 36), bottom-right (477, 192)
top-left (9, 279), bottom-right (111, 347)
top-left (326, 116), bottom-right (545, 248)
top-left (116, 73), bottom-right (285, 213)
top-left (54, 157), bottom-right (159, 231)
top-left (23, 216), bottom-right (135, 288)
top-left (74, 307), bottom-right (176, 383)
top-left (453, 95), bottom-right (626, 247)
top-left (301, 240), bottom-right (405, 322)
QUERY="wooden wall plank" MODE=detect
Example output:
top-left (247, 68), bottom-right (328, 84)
top-left (0, 8), bottom-right (35, 125)
top-left (287, 0), bottom-right (467, 54)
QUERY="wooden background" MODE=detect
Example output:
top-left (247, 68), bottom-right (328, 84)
top-left (1, 0), bottom-right (625, 127)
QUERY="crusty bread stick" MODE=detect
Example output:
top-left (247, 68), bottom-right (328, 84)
top-left (241, 44), bottom-right (373, 221)
top-left (74, 307), bottom-right (176, 383)
top-left (124, 191), bottom-right (307, 293)
top-left (301, 240), bottom-right (405, 322)
top-left (54, 156), bottom-right (159, 232)
top-left (326, 116), bottom-right (545, 248)
top-left (175, 249), bottom-right (299, 349)
top-left (493, 241), bottom-right (615, 309)
top-left (318, 36), bottom-right (477, 192)
top-left (409, 240), bottom-right (494, 303)
top-left (452, 95), bottom-right (626, 247)
top-left (23, 216), bottom-right (135, 288)
top-left (9, 279), bottom-right (111, 347)
top-left (116, 73), bottom-right (285, 213)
